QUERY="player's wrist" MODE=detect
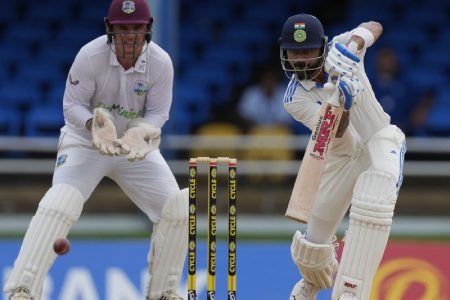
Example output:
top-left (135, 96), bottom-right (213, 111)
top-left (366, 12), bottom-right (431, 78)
top-left (350, 27), bottom-right (374, 48)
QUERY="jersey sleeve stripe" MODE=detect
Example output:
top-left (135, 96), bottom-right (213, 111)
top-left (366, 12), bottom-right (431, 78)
top-left (283, 79), bottom-right (300, 104)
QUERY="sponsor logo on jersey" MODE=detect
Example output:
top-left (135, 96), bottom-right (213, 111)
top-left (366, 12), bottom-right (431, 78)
top-left (95, 102), bottom-right (143, 119)
top-left (69, 74), bottom-right (79, 85)
top-left (56, 154), bottom-right (67, 167)
top-left (133, 80), bottom-right (150, 96)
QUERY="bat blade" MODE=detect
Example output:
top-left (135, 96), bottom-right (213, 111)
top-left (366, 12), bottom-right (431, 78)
top-left (286, 102), bottom-right (344, 223)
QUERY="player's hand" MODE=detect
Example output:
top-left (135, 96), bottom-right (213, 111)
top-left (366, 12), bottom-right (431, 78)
top-left (91, 108), bottom-right (121, 155)
top-left (115, 122), bottom-right (161, 162)
top-left (325, 42), bottom-right (360, 78)
top-left (338, 76), bottom-right (364, 110)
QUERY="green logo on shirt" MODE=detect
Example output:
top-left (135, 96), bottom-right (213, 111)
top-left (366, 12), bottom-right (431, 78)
top-left (96, 103), bottom-right (143, 119)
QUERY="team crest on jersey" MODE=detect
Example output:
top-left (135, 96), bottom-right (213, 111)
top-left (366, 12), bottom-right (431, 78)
top-left (56, 154), bottom-right (67, 167)
top-left (294, 22), bottom-right (307, 43)
top-left (122, 0), bottom-right (136, 14)
top-left (133, 80), bottom-right (150, 96)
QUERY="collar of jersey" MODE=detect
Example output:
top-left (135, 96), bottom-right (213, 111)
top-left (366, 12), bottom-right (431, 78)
top-left (109, 49), bottom-right (147, 73)
top-left (299, 71), bottom-right (330, 91)
top-left (299, 80), bottom-right (315, 91)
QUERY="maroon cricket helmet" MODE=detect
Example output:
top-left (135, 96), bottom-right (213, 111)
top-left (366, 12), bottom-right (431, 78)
top-left (107, 0), bottom-right (152, 25)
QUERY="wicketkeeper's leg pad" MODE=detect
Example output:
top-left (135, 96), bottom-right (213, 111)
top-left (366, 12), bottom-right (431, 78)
top-left (332, 170), bottom-right (397, 300)
top-left (4, 183), bottom-right (84, 299)
top-left (146, 188), bottom-right (188, 300)
top-left (291, 230), bottom-right (338, 289)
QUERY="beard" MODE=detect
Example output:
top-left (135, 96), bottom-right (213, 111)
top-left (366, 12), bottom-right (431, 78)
top-left (293, 59), bottom-right (322, 81)
top-left (295, 69), bottom-right (320, 81)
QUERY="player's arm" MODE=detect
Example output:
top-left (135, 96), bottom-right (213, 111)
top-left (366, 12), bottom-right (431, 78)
top-left (142, 52), bottom-right (174, 128)
top-left (325, 21), bottom-right (382, 78)
top-left (283, 76), bottom-right (322, 131)
top-left (63, 50), bottom-right (96, 130)
top-left (332, 72), bottom-right (366, 138)
top-left (347, 21), bottom-right (382, 52)
top-left (64, 50), bottom-right (121, 155)
top-left (336, 111), bottom-right (349, 138)
top-left (284, 96), bottom-right (322, 132)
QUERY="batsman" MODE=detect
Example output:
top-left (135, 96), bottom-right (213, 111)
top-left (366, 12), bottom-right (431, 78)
top-left (4, 1), bottom-right (187, 299)
top-left (279, 14), bottom-right (406, 299)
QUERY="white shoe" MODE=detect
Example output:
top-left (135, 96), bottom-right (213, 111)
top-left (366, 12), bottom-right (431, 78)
top-left (339, 292), bottom-right (358, 300)
top-left (160, 290), bottom-right (184, 300)
top-left (290, 279), bottom-right (319, 300)
top-left (9, 287), bottom-right (32, 300)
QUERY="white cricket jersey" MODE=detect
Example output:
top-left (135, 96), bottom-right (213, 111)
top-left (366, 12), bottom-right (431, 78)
top-left (62, 35), bottom-right (174, 142)
top-left (284, 30), bottom-right (391, 145)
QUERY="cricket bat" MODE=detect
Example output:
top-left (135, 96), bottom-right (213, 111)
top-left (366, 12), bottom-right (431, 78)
top-left (285, 80), bottom-right (344, 223)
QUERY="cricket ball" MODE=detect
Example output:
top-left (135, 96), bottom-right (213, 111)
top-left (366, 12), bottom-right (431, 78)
top-left (53, 238), bottom-right (70, 255)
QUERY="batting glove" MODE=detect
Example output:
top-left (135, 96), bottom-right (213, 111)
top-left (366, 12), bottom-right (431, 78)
top-left (325, 42), bottom-right (360, 78)
top-left (338, 75), bottom-right (364, 110)
top-left (91, 108), bottom-right (121, 155)
top-left (115, 120), bottom-right (161, 162)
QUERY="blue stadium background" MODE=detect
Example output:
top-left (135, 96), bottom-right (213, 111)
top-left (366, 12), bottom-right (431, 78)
top-left (1, 1), bottom-right (450, 299)
top-left (1, 0), bottom-right (449, 138)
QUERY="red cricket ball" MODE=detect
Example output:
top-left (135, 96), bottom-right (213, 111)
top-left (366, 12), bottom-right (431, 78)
top-left (53, 238), bottom-right (70, 255)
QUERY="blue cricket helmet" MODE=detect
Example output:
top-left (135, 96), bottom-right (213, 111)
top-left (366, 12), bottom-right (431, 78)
top-left (279, 13), bottom-right (327, 49)
top-left (279, 13), bottom-right (328, 81)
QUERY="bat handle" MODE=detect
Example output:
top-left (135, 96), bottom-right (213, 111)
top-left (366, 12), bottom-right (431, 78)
top-left (329, 74), bottom-right (339, 85)
top-left (323, 74), bottom-right (341, 107)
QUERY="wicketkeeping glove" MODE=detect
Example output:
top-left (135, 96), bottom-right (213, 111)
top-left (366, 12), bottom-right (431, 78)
top-left (325, 42), bottom-right (361, 78)
top-left (115, 120), bottom-right (161, 162)
top-left (91, 108), bottom-right (121, 155)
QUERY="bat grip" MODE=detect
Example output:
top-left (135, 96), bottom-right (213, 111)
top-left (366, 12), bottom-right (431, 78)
top-left (328, 73), bottom-right (340, 85)
top-left (324, 74), bottom-right (341, 107)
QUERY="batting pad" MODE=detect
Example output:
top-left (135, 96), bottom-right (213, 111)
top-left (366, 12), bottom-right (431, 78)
top-left (332, 170), bottom-right (397, 300)
top-left (4, 184), bottom-right (84, 298)
top-left (146, 188), bottom-right (188, 299)
top-left (291, 231), bottom-right (338, 289)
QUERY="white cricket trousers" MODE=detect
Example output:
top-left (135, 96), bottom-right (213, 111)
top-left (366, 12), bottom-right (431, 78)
top-left (309, 124), bottom-right (406, 234)
top-left (53, 131), bottom-right (180, 222)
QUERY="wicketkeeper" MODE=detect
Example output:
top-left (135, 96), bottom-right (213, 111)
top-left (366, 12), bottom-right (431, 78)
top-left (279, 14), bottom-right (406, 300)
top-left (4, 1), bottom-right (187, 299)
